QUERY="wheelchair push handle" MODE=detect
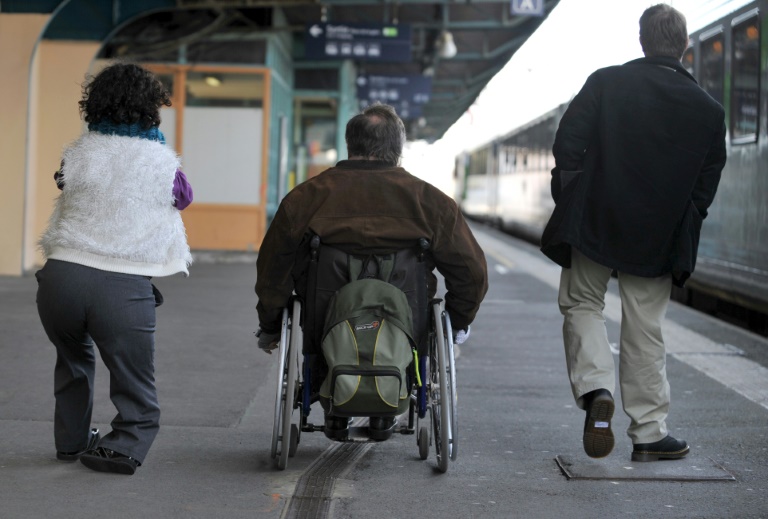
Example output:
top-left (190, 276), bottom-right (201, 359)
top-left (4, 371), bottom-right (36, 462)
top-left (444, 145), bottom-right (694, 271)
top-left (310, 235), bottom-right (321, 260)
top-left (417, 238), bottom-right (430, 261)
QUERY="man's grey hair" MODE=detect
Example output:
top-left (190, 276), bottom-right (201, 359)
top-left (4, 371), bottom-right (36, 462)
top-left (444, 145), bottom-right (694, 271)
top-left (345, 103), bottom-right (406, 166)
top-left (639, 3), bottom-right (689, 59)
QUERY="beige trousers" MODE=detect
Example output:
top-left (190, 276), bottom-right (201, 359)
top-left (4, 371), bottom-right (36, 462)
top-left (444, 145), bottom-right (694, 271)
top-left (558, 249), bottom-right (672, 444)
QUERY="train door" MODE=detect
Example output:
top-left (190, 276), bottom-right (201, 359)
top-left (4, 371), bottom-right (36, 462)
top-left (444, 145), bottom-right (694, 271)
top-left (488, 142), bottom-right (499, 224)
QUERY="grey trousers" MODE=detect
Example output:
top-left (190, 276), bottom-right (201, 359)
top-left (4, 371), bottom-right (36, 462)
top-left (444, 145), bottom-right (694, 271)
top-left (36, 260), bottom-right (160, 463)
top-left (558, 249), bottom-right (672, 444)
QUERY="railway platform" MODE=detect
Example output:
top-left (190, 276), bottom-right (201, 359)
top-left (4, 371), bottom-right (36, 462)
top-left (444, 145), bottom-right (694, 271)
top-left (1, 225), bottom-right (766, 519)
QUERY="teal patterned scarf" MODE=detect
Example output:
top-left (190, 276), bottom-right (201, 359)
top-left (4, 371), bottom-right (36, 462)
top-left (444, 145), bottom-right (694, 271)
top-left (88, 120), bottom-right (166, 144)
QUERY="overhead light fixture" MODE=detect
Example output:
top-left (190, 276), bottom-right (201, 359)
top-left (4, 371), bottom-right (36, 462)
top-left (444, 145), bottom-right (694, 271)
top-left (204, 74), bottom-right (222, 87)
top-left (437, 30), bottom-right (457, 59)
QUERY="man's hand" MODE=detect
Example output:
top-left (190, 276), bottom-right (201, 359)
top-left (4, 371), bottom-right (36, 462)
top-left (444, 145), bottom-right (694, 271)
top-left (256, 328), bottom-right (281, 354)
top-left (453, 326), bottom-right (470, 345)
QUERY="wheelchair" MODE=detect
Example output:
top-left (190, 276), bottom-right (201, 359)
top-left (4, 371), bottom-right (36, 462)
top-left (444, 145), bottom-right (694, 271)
top-left (270, 236), bottom-right (459, 473)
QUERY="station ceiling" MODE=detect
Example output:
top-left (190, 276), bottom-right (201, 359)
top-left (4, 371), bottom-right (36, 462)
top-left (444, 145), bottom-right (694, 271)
top-left (4, 0), bottom-right (561, 142)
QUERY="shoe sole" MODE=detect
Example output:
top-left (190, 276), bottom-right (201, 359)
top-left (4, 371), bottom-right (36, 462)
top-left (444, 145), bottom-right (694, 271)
top-left (369, 420), bottom-right (397, 441)
top-left (56, 453), bottom-right (83, 462)
top-left (631, 446), bottom-right (690, 462)
top-left (583, 395), bottom-right (615, 458)
top-left (80, 454), bottom-right (137, 475)
top-left (323, 428), bottom-right (349, 441)
top-left (369, 429), bottom-right (395, 441)
top-left (56, 430), bottom-right (100, 462)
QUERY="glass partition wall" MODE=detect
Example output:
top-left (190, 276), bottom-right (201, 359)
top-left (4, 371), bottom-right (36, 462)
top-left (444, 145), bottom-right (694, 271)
top-left (148, 65), bottom-right (270, 251)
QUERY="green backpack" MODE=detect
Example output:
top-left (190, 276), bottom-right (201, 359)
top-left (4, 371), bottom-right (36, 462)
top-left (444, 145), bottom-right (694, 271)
top-left (318, 277), bottom-right (416, 417)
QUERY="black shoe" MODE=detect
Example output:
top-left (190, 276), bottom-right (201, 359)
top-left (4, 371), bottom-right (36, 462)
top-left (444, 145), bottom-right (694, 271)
top-left (368, 417), bottom-right (396, 441)
top-left (56, 428), bottom-right (100, 462)
top-left (582, 389), bottom-right (615, 458)
top-left (632, 436), bottom-right (689, 462)
top-left (80, 447), bottom-right (140, 475)
top-left (323, 416), bottom-right (350, 441)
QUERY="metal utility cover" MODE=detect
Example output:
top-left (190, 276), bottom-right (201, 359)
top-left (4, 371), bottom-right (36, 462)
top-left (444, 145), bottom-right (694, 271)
top-left (555, 454), bottom-right (736, 482)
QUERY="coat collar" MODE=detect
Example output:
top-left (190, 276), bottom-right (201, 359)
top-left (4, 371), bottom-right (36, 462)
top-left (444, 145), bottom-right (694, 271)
top-left (624, 56), bottom-right (697, 84)
top-left (335, 159), bottom-right (399, 170)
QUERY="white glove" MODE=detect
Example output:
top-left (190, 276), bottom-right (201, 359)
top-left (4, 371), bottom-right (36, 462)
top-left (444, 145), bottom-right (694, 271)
top-left (453, 326), bottom-right (470, 345)
top-left (256, 329), bottom-right (280, 354)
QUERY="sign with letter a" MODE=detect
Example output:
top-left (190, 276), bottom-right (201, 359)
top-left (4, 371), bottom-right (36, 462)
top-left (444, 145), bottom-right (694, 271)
top-left (511, 0), bottom-right (544, 16)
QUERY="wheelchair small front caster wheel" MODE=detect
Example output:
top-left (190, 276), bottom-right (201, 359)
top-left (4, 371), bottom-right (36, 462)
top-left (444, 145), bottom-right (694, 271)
top-left (418, 426), bottom-right (430, 460)
top-left (288, 424), bottom-right (300, 457)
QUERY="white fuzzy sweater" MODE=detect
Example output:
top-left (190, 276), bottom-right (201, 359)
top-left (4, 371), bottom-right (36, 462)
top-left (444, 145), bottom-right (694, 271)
top-left (39, 133), bottom-right (193, 276)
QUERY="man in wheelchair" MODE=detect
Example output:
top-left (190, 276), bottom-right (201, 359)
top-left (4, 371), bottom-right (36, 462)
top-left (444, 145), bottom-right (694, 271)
top-left (255, 103), bottom-right (488, 440)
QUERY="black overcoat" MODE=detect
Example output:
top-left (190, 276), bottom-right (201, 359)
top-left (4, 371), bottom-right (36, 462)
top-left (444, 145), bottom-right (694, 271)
top-left (540, 56), bottom-right (727, 286)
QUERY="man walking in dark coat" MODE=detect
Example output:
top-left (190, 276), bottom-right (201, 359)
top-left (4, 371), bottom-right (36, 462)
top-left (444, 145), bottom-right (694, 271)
top-left (540, 4), bottom-right (726, 461)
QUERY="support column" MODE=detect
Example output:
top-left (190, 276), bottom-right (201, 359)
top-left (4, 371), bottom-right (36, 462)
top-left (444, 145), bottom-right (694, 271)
top-left (0, 13), bottom-right (48, 275)
top-left (25, 39), bottom-right (100, 272)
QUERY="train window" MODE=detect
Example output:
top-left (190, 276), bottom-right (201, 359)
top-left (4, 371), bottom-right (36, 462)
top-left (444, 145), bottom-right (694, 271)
top-left (682, 46), bottom-right (694, 76)
top-left (501, 147), bottom-right (513, 174)
top-left (468, 151), bottom-right (486, 176)
top-left (700, 30), bottom-right (724, 105)
top-left (730, 13), bottom-right (760, 143)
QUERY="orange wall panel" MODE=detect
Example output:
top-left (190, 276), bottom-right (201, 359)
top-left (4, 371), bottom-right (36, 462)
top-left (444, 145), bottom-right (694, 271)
top-left (182, 203), bottom-right (265, 251)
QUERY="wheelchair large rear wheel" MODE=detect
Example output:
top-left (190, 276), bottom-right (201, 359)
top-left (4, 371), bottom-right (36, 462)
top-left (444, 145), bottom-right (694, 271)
top-left (270, 308), bottom-right (290, 460)
top-left (271, 301), bottom-right (302, 470)
top-left (442, 309), bottom-right (459, 461)
top-left (431, 303), bottom-right (458, 472)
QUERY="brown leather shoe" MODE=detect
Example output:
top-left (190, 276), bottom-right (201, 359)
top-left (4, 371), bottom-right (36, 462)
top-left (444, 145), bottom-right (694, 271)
top-left (632, 436), bottom-right (689, 462)
top-left (582, 389), bottom-right (615, 458)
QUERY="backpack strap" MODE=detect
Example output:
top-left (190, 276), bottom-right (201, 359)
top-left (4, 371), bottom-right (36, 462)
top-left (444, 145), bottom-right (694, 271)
top-left (349, 253), bottom-right (395, 282)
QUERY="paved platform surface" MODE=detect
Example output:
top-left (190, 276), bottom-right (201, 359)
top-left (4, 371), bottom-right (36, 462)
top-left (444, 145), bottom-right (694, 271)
top-left (1, 225), bottom-right (766, 518)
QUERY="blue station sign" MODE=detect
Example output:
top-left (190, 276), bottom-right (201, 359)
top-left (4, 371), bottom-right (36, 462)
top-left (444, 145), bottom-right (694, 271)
top-left (356, 74), bottom-right (432, 120)
top-left (357, 99), bottom-right (423, 120)
top-left (356, 74), bottom-right (432, 105)
top-left (305, 22), bottom-right (412, 62)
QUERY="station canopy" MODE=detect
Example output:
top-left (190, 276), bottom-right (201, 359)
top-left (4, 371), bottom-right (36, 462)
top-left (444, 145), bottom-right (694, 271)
top-left (5, 0), bottom-right (561, 142)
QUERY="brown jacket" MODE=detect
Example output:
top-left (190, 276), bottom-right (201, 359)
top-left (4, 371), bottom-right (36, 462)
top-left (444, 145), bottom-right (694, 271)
top-left (256, 160), bottom-right (488, 333)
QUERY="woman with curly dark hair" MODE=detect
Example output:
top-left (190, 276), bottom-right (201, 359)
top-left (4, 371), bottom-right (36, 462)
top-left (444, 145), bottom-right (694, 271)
top-left (36, 62), bottom-right (193, 475)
